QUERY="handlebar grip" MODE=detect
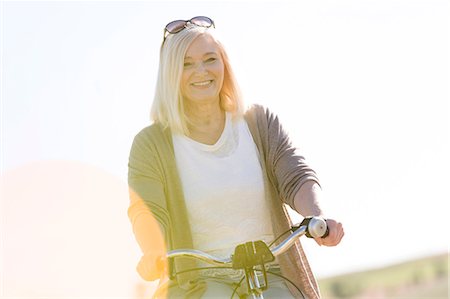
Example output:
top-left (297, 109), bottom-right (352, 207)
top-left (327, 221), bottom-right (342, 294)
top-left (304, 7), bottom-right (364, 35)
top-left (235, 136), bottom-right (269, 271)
top-left (298, 216), bottom-right (329, 238)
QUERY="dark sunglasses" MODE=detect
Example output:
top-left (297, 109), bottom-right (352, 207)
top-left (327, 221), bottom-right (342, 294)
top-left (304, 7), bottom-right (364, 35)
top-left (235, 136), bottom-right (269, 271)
top-left (163, 16), bottom-right (215, 43)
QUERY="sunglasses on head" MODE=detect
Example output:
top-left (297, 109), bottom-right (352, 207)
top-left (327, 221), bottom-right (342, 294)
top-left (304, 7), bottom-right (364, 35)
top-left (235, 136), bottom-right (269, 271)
top-left (163, 16), bottom-right (215, 43)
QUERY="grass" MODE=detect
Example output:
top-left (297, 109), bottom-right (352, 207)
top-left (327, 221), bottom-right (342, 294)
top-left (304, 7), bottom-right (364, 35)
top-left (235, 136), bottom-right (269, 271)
top-left (318, 253), bottom-right (449, 299)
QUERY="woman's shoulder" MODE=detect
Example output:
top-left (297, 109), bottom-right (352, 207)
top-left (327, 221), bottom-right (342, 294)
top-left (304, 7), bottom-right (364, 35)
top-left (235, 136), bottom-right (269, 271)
top-left (244, 103), bottom-right (266, 116)
top-left (244, 104), bottom-right (279, 125)
top-left (132, 122), bottom-right (170, 148)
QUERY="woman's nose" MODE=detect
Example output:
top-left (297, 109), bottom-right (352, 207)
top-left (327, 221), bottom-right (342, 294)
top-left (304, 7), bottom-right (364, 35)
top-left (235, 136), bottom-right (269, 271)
top-left (194, 63), bottom-right (208, 75)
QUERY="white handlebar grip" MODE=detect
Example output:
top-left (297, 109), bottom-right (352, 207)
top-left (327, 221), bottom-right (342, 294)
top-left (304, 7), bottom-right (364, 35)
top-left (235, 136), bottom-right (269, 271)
top-left (308, 217), bottom-right (328, 238)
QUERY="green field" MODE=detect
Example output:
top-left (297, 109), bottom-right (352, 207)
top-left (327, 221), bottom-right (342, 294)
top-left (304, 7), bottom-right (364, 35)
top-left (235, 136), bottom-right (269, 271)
top-left (318, 253), bottom-right (449, 299)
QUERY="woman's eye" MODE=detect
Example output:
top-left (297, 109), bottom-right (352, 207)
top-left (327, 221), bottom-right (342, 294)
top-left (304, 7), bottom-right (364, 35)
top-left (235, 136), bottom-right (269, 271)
top-left (183, 62), bottom-right (193, 67)
top-left (205, 57), bottom-right (216, 63)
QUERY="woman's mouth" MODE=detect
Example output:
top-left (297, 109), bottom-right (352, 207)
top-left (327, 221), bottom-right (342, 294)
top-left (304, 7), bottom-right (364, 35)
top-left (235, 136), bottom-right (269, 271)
top-left (191, 80), bottom-right (213, 87)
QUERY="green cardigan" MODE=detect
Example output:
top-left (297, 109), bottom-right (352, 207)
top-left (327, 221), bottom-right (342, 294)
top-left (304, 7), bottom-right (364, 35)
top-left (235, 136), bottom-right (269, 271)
top-left (128, 105), bottom-right (322, 298)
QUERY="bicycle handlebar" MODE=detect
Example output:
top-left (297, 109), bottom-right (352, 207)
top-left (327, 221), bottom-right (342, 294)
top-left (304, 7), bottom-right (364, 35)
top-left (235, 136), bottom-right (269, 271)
top-left (166, 216), bottom-right (328, 266)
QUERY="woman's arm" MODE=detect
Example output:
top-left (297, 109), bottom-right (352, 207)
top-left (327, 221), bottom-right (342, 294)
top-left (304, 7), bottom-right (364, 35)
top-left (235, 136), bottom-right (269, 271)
top-left (128, 130), bottom-right (170, 281)
top-left (128, 190), bottom-right (167, 281)
top-left (247, 105), bottom-right (345, 247)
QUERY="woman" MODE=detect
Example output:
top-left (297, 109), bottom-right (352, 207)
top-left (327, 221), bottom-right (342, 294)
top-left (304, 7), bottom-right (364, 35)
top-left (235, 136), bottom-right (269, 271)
top-left (128, 16), bottom-right (344, 298)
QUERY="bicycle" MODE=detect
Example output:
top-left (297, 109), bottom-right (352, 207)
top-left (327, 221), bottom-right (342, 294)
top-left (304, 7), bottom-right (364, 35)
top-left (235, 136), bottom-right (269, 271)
top-left (152, 216), bottom-right (329, 299)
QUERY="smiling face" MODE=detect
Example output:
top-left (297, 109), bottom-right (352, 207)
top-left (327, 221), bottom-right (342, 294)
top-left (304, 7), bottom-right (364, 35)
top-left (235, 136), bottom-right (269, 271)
top-left (180, 34), bottom-right (225, 108)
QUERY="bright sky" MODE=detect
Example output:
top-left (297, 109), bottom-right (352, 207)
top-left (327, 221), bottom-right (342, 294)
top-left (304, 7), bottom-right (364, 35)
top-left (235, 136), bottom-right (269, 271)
top-left (1, 0), bottom-right (449, 298)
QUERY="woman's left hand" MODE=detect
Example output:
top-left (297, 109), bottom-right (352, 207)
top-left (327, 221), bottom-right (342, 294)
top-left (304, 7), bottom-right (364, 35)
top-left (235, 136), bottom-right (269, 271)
top-left (314, 218), bottom-right (344, 246)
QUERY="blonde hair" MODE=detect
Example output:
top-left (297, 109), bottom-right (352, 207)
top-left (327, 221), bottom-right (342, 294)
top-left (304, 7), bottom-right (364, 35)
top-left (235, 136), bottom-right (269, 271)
top-left (150, 25), bottom-right (244, 135)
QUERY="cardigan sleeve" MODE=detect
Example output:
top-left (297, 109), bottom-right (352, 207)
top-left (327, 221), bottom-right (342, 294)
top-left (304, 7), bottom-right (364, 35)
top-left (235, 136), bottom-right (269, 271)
top-left (249, 105), bottom-right (320, 210)
top-left (127, 128), bottom-right (171, 279)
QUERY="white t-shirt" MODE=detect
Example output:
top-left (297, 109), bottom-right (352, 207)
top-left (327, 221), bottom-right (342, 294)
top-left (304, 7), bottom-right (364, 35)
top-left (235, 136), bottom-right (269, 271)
top-left (172, 112), bottom-right (275, 259)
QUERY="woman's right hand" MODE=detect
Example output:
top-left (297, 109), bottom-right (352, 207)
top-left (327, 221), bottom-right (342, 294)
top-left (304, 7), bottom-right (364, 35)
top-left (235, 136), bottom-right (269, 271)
top-left (314, 218), bottom-right (344, 247)
top-left (136, 250), bottom-right (167, 281)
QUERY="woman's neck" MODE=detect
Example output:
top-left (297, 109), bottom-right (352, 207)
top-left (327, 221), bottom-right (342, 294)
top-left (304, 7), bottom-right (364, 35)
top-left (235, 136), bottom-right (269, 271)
top-left (184, 101), bottom-right (226, 145)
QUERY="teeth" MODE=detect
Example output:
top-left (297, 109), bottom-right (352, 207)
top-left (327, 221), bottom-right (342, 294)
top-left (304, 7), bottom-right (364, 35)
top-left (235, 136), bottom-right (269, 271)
top-left (192, 80), bottom-right (212, 86)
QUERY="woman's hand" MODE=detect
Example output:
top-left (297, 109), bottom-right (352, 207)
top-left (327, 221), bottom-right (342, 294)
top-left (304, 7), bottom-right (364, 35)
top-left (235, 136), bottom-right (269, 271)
top-left (314, 218), bottom-right (344, 247)
top-left (136, 250), bottom-right (167, 281)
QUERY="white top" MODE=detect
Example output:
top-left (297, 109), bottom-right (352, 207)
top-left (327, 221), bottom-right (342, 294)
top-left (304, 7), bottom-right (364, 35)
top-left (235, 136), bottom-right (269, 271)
top-left (172, 112), bottom-right (275, 260)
